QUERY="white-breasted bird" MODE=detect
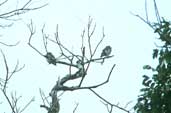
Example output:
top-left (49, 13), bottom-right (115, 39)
top-left (100, 46), bottom-right (112, 57)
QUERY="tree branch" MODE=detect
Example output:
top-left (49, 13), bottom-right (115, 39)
top-left (0, 0), bottom-right (48, 19)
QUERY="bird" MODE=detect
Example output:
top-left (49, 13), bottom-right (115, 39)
top-left (45, 52), bottom-right (57, 65)
top-left (100, 46), bottom-right (112, 57)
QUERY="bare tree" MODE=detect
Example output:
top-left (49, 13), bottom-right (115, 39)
top-left (28, 16), bottom-right (131, 113)
top-left (0, 50), bottom-right (32, 113)
top-left (0, 0), bottom-right (47, 113)
top-left (0, 0), bottom-right (47, 46)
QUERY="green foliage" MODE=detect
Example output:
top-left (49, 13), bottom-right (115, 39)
top-left (134, 19), bottom-right (171, 113)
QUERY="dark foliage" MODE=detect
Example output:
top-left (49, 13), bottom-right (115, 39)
top-left (134, 18), bottom-right (171, 113)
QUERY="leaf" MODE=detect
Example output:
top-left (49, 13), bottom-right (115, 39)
top-left (154, 28), bottom-right (160, 33)
top-left (153, 49), bottom-right (158, 59)
top-left (150, 83), bottom-right (155, 88)
top-left (140, 88), bottom-right (150, 92)
top-left (142, 75), bottom-right (149, 80)
top-left (137, 97), bottom-right (144, 102)
top-left (143, 65), bottom-right (152, 70)
top-left (146, 80), bottom-right (152, 86)
top-left (164, 52), bottom-right (171, 63)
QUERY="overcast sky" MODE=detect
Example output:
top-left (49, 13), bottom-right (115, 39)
top-left (1, 0), bottom-right (171, 113)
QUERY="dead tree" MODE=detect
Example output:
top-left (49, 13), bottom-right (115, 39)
top-left (0, 0), bottom-right (47, 46)
top-left (28, 17), bottom-right (131, 113)
top-left (0, 0), bottom-right (47, 113)
top-left (0, 50), bottom-right (33, 113)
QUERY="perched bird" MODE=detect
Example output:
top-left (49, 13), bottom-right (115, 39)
top-left (101, 46), bottom-right (112, 57)
top-left (45, 52), bottom-right (56, 65)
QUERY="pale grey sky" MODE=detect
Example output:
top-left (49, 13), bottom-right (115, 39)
top-left (1, 0), bottom-right (171, 113)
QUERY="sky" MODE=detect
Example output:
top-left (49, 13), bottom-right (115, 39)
top-left (1, 0), bottom-right (171, 113)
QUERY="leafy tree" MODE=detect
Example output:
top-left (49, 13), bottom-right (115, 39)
top-left (134, 0), bottom-right (171, 113)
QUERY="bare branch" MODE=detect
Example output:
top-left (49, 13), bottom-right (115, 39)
top-left (0, 41), bottom-right (20, 47)
top-left (40, 104), bottom-right (49, 111)
top-left (20, 97), bottom-right (35, 113)
top-left (1, 50), bottom-right (9, 91)
top-left (130, 12), bottom-right (154, 29)
top-left (1, 89), bottom-right (16, 113)
top-left (1, 51), bottom-right (24, 90)
top-left (11, 92), bottom-right (21, 113)
top-left (90, 89), bottom-right (130, 113)
top-left (0, 0), bottom-right (48, 19)
top-left (1, 52), bottom-right (25, 91)
top-left (0, 50), bottom-right (27, 113)
top-left (145, 0), bottom-right (149, 23)
top-left (0, 0), bottom-right (8, 6)
top-left (73, 103), bottom-right (79, 113)
top-left (29, 18), bottom-right (115, 113)
top-left (131, 0), bottom-right (161, 32)
top-left (81, 28), bottom-right (85, 51)
top-left (27, 20), bottom-right (44, 57)
top-left (78, 21), bottom-right (102, 87)
top-left (39, 88), bottom-right (50, 106)
top-left (0, 1), bottom-right (47, 113)
top-left (124, 101), bottom-right (133, 109)
top-left (100, 100), bottom-right (112, 113)
top-left (0, 23), bottom-right (13, 28)
top-left (8, 60), bottom-right (25, 80)
top-left (153, 0), bottom-right (161, 23)
top-left (92, 26), bottom-right (105, 56)
top-left (42, 24), bottom-right (48, 53)
top-left (51, 64), bottom-right (115, 93)
top-left (85, 55), bottom-right (114, 64)
top-left (87, 16), bottom-right (96, 56)
top-left (51, 34), bottom-right (81, 60)
top-left (22, 0), bottom-right (32, 9)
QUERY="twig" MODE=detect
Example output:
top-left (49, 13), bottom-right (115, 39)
top-left (20, 97), bottom-right (35, 113)
top-left (0, 23), bottom-right (13, 28)
top-left (42, 24), bottom-right (48, 53)
top-left (100, 100), bottom-right (113, 113)
top-left (51, 33), bottom-right (81, 60)
top-left (1, 50), bottom-right (9, 91)
top-left (39, 88), bottom-right (50, 105)
top-left (153, 0), bottom-right (161, 23)
top-left (145, 0), bottom-right (149, 23)
top-left (0, 41), bottom-right (19, 46)
top-left (10, 92), bottom-right (21, 113)
top-left (87, 16), bottom-right (96, 56)
top-left (81, 28), bottom-right (85, 51)
top-left (0, 51), bottom-right (26, 113)
top-left (40, 105), bottom-right (49, 111)
top-left (73, 103), bottom-right (79, 113)
top-left (0, 0), bottom-right (48, 19)
top-left (27, 20), bottom-right (44, 57)
top-left (124, 101), bottom-right (133, 109)
top-left (1, 89), bottom-right (16, 113)
top-left (130, 12), bottom-right (154, 29)
top-left (0, 0), bottom-right (8, 6)
top-left (8, 60), bottom-right (25, 80)
top-left (92, 26), bottom-right (105, 56)
top-left (90, 89), bottom-right (130, 113)
top-left (22, 0), bottom-right (32, 9)
top-left (78, 18), bottom-right (102, 87)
